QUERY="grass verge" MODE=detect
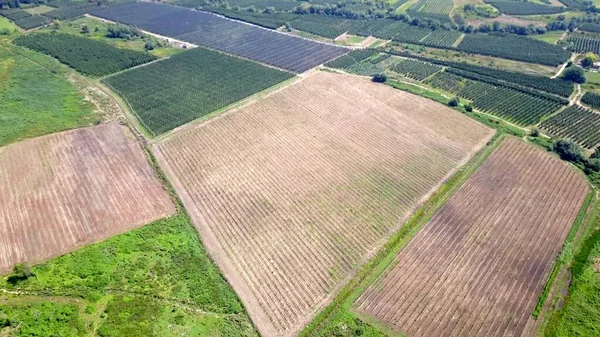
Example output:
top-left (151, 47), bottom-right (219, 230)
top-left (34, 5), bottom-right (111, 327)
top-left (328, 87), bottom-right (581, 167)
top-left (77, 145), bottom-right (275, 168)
top-left (300, 133), bottom-right (506, 336)
top-left (532, 190), bottom-right (596, 318)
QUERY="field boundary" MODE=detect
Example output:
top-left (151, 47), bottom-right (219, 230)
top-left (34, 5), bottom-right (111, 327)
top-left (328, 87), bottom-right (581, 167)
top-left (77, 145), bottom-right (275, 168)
top-left (300, 133), bottom-right (504, 336)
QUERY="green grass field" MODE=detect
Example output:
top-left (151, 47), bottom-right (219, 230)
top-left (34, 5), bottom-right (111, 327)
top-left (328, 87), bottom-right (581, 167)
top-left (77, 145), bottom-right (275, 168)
top-left (0, 38), bottom-right (97, 147)
top-left (530, 31), bottom-right (565, 44)
top-left (0, 212), bottom-right (258, 337)
top-left (0, 17), bottom-right (15, 32)
top-left (23, 5), bottom-right (55, 15)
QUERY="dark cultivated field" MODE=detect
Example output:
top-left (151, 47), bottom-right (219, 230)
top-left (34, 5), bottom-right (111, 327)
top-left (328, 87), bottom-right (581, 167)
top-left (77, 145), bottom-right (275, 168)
top-left (103, 47), bottom-right (294, 135)
top-left (92, 2), bottom-right (349, 73)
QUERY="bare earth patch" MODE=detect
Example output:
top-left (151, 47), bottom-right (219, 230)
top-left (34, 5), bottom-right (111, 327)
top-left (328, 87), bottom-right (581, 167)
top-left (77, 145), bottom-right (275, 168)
top-left (594, 257), bottom-right (600, 273)
top-left (154, 71), bottom-right (494, 336)
top-left (0, 123), bottom-right (175, 274)
top-left (355, 137), bottom-right (589, 337)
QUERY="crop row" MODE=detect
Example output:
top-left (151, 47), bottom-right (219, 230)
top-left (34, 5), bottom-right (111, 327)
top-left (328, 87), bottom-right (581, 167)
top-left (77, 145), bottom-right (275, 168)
top-left (156, 71), bottom-right (494, 335)
top-left (457, 33), bottom-right (571, 66)
top-left (420, 29), bottom-right (461, 47)
top-left (104, 47), bottom-right (293, 135)
top-left (414, 0), bottom-right (454, 15)
top-left (581, 91), bottom-right (600, 110)
top-left (485, 0), bottom-right (566, 15)
top-left (426, 71), bottom-right (465, 92)
top-left (93, 2), bottom-right (349, 73)
top-left (325, 49), bottom-right (378, 69)
top-left (567, 35), bottom-right (600, 54)
top-left (386, 49), bottom-right (574, 97)
top-left (391, 59), bottom-right (441, 81)
top-left (355, 138), bottom-right (589, 337)
top-left (459, 81), bottom-right (563, 125)
top-left (13, 33), bottom-right (156, 77)
top-left (540, 105), bottom-right (600, 148)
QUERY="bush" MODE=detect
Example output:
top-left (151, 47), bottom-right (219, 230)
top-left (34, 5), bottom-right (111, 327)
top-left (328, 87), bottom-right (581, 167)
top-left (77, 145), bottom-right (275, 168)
top-left (372, 73), bottom-right (387, 83)
top-left (465, 104), bottom-right (473, 112)
top-left (530, 128), bottom-right (540, 137)
top-left (448, 96), bottom-right (460, 107)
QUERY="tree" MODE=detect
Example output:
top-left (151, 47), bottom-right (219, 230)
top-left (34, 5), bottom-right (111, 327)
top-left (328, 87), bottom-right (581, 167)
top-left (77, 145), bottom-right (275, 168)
top-left (561, 66), bottom-right (586, 83)
top-left (553, 139), bottom-right (584, 162)
top-left (465, 104), bottom-right (473, 112)
top-left (284, 21), bottom-right (292, 32)
top-left (530, 128), bottom-right (540, 137)
top-left (372, 73), bottom-right (387, 83)
top-left (580, 52), bottom-right (598, 68)
top-left (81, 25), bottom-right (89, 34)
top-left (448, 96), bottom-right (460, 107)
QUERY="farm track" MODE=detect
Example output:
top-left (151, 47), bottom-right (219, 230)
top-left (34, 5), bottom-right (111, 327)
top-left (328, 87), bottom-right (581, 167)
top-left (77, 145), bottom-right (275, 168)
top-left (0, 123), bottom-right (175, 274)
top-left (154, 71), bottom-right (493, 336)
top-left (355, 137), bottom-right (589, 337)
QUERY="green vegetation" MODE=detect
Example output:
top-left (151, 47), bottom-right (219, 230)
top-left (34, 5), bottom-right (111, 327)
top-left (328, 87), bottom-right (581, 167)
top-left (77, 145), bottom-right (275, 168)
top-left (104, 46), bottom-right (294, 135)
top-left (530, 31), bottom-right (565, 44)
top-left (39, 17), bottom-right (181, 58)
top-left (561, 65), bottom-right (587, 84)
top-left (420, 29), bottom-right (461, 47)
top-left (543, 204), bottom-right (600, 337)
top-left (301, 134), bottom-right (506, 337)
top-left (484, 0), bottom-right (566, 15)
top-left (0, 213), bottom-right (258, 337)
top-left (325, 49), bottom-right (379, 69)
top-left (384, 49), bottom-right (573, 96)
top-left (581, 91), bottom-right (600, 109)
top-left (532, 191), bottom-right (595, 318)
top-left (567, 34), bottom-right (600, 54)
top-left (540, 106), bottom-right (600, 148)
top-left (390, 58), bottom-right (441, 80)
top-left (458, 33), bottom-right (571, 66)
top-left (0, 38), bottom-right (97, 147)
top-left (14, 33), bottom-right (157, 77)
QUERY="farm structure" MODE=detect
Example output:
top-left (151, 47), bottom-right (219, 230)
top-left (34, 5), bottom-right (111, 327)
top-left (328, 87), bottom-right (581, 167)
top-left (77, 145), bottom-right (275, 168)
top-left (154, 71), bottom-right (494, 336)
top-left (92, 2), bottom-right (349, 73)
top-left (355, 137), bottom-right (589, 337)
top-left (103, 47), bottom-right (294, 136)
top-left (0, 123), bottom-right (175, 274)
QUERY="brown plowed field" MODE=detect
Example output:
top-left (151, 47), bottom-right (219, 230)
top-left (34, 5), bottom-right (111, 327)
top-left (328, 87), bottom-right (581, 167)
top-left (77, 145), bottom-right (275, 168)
top-left (0, 123), bottom-right (175, 274)
top-left (154, 71), bottom-right (494, 336)
top-left (355, 137), bottom-right (589, 337)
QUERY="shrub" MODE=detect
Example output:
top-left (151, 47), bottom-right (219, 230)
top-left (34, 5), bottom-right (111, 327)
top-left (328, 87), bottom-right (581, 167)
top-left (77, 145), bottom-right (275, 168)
top-left (448, 96), bottom-right (460, 106)
top-left (372, 73), bottom-right (387, 83)
top-left (465, 104), bottom-right (473, 112)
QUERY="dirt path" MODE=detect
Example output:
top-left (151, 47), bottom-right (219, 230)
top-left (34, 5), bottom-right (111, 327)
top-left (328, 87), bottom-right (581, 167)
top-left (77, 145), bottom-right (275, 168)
top-left (552, 54), bottom-right (577, 79)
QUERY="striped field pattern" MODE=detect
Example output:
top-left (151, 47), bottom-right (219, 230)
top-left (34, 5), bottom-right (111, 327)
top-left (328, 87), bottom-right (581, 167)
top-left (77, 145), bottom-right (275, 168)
top-left (0, 123), bottom-right (175, 274)
top-left (355, 137), bottom-right (589, 337)
top-left (154, 71), bottom-right (494, 336)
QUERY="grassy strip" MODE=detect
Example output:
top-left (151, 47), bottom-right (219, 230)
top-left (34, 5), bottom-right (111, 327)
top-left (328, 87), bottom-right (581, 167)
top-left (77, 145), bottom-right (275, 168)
top-left (542, 201), bottom-right (600, 337)
top-left (300, 133), bottom-right (505, 336)
top-left (532, 190), bottom-right (596, 318)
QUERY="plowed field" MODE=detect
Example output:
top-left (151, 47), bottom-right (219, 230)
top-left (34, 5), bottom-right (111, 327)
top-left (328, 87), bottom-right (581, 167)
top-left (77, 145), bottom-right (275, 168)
top-left (154, 71), bottom-right (494, 336)
top-left (355, 137), bottom-right (589, 337)
top-left (0, 123), bottom-right (175, 274)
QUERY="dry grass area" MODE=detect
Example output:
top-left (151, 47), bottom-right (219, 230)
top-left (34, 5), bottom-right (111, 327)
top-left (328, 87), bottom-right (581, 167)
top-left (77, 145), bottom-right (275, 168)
top-left (154, 71), bottom-right (494, 336)
top-left (355, 137), bottom-right (589, 337)
top-left (0, 123), bottom-right (175, 274)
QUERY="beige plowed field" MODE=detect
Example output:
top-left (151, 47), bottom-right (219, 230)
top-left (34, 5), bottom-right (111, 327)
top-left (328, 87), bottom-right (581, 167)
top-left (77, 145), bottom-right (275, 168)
top-left (0, 123), bottom-right (175, 274)
top-left (154, 71), bottom-right (494, 336)
top-left (355, 137), bottom-right (589, 337)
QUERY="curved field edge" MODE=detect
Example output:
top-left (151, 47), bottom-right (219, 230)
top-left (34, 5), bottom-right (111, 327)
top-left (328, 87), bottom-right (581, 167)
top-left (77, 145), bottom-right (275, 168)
top-left (300, 133), bottom-right (506, 337)
top-left (0, 138), bottom-right (260, 337)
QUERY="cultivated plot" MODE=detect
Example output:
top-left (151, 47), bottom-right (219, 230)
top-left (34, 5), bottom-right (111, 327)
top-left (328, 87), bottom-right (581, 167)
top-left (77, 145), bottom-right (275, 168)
top-left (0, 123), bottom-right (175, 274)
top-left (103, 47), bottom-right (294, 136)
top-left (540, 105), bottom-right (600, 149)
top-left (154, 71), bottom-right (494, 336)
top-left (355, 137), bottom-right (589, 337)
top-left (92, 2), bottom-right (349, 73)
